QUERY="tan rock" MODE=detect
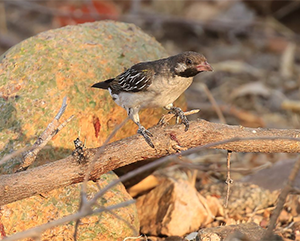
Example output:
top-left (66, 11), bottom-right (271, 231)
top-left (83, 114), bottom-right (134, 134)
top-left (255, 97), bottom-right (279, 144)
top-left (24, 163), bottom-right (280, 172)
top-left (198, 222), bottom-right (283, 241)
top-left (136, 178), bottom-right (214, 237)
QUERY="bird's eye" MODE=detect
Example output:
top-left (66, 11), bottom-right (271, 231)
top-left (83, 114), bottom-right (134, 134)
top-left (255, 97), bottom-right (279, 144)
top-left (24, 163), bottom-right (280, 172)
top-left (186, 58), bottom-right (192, 65)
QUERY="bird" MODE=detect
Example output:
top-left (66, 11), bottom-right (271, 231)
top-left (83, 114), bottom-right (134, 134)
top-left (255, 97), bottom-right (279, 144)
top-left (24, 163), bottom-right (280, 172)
top-left (92, 51), bottom-right (213, 148)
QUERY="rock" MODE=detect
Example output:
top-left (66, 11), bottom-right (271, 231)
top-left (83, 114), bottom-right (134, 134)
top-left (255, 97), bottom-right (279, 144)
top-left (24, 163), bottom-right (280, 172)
top-left (198, 222), bottom-right (283, 241)
top-left (136, 178), bottom-right (214, 237)
top-left (0, 21), bottom-right (187, 173)
top-left (0, 172), bottom-right (139, 240)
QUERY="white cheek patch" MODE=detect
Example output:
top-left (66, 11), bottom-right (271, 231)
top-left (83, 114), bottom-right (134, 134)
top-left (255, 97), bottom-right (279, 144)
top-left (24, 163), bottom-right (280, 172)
top-left (112, 94), bottom-right (119, 101)
top-left (175, 63), bottom-right (187, 73)
top-left (108, 88), bottom-right (120, 104)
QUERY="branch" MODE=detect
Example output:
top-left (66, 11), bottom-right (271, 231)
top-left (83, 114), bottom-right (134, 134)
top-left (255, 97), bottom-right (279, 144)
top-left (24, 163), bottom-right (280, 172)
top-left (1, 119), bottom-right (300, 206)
top-left (18, 97), bottom-right (73, 171)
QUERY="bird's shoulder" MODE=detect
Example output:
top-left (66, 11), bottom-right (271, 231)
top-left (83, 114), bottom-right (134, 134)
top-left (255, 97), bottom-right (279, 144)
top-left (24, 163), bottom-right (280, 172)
top-left (111, 62), bottom-right (156, 93)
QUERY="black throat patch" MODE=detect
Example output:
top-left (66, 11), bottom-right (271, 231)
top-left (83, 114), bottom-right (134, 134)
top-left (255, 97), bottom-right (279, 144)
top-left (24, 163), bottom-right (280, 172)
top-left (176, 68), bottom-right (201, 78)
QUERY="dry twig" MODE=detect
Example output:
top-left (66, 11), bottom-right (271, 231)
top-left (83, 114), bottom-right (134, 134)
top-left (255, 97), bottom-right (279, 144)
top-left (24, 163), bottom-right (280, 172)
top-left (18, 97), bottom-right (74, 171)
top-left (0, 146), bottom-right (32, 166)
top-left (225, 150), bottom-right (233, 208)
top-left (3, 199), bottom-right (135, 241)
top-left (199, 83), bottom-right (226, 124)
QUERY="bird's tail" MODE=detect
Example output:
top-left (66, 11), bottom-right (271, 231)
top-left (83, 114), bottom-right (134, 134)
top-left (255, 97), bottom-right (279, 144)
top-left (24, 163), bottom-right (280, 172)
top-left (91, 78), bottom-right (114, 89)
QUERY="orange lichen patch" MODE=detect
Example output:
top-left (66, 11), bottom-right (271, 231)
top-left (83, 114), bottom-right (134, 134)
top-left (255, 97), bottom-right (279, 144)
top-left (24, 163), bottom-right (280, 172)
top-left (99, 57), bottom-right (108, 64)
top-left (55, 73), bottom-right (68, 90)
top-left (46, 88), bottom-right (59, 99)
top-left (22, 123), bottom-right (37, 137)
top-left (85, 69), bottom-right (97, 79)
top-left (81, 216), bottom-right (99, 224)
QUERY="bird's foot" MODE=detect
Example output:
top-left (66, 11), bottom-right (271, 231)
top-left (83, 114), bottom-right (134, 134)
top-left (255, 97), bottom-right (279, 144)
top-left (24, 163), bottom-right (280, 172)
top-left (158, 114), bottom-right (169, 126)
top-left (169, 107), bottom-right (189, 131)
top-left (137, 126), bottom-right (154, 148)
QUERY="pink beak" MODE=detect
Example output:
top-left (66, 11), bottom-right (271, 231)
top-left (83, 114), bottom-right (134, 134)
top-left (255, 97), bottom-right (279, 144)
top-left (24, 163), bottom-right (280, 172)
top-left (196, 62), bottom-right (213, 72)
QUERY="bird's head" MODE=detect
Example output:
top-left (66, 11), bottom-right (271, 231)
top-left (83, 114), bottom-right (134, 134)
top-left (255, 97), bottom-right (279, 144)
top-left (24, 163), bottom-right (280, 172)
top-left (173, 51), bottom-right (213, 78)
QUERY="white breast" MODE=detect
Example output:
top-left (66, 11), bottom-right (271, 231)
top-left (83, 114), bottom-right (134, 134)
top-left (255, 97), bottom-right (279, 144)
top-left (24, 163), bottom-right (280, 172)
top-left (109, 76), bottom-right (193, 110)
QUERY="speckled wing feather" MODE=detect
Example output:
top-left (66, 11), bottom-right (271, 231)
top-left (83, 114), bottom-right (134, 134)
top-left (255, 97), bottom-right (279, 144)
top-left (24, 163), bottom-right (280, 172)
top-left (115, 65), bottom-right (153, 92)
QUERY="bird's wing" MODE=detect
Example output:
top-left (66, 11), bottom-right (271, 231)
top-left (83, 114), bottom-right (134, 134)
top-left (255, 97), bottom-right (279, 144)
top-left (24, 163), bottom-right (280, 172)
top-left (116, 67), bottom-right (152, 92)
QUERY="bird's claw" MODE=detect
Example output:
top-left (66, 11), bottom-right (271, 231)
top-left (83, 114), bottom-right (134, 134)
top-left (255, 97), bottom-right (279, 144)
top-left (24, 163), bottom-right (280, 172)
top-left (169, 107), bottom-right (189, 131)
top-left (144, 128), bottom-right (153, 137)
top-left (138, 126), bottom-right (154, 148)
top-left (158, 115), bottom-right (167, 126)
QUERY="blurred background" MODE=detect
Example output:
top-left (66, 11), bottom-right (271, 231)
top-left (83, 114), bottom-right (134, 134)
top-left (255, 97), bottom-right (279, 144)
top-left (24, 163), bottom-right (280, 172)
top-left (1, 0), bottom-right (300, 179)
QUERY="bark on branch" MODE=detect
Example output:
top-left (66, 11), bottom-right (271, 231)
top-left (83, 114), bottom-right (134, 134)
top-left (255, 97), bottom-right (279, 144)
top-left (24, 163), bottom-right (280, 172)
top-left (1, 119), bottom-right (300, 206)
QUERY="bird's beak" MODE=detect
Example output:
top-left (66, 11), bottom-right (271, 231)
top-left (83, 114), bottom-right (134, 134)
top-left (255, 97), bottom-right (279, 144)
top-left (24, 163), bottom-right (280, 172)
top-left (196, 62), bottom-right (213, 72)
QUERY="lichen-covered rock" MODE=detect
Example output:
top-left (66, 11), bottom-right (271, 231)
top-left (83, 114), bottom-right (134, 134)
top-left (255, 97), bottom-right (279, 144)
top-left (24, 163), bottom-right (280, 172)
top-left (0, 21), bottom-right (185, 172)
top-left (0, 172), bottom-right (139, 240)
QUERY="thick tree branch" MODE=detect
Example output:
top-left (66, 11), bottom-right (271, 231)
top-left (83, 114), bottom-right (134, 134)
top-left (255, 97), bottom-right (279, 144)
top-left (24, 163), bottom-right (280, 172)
top-left (1, 119), bottom-right (300, 206)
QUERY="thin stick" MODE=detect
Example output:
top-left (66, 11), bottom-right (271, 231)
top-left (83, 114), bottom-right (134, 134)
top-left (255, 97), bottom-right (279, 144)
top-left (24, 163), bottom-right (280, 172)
top-left (18, 97), bottom-right (71, 171)
top-left (0, 146), bottom-right (32, 166)
top-left (73, 219), bottom-right (80, 241)
top-left (224, 150), bottom-right (233, 208)
top-left (4, 199), bottom-right (135, 241)
top-left (274, 1), bottom-right (300, 19)
top-left (103, 208), bottom-right (138, 236)
top-left (55, 96), bottom-right (67, 120)
top-left (0, 98), bottom-right (71, 168)
top-left (74, 185), bottom-right (138, 240)
top-left (123, 235), bottom-right (144, 241)
top-left (200, 83), bottom-right (226, 124)
top-left (53, 115), bottom-right (75, 136)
